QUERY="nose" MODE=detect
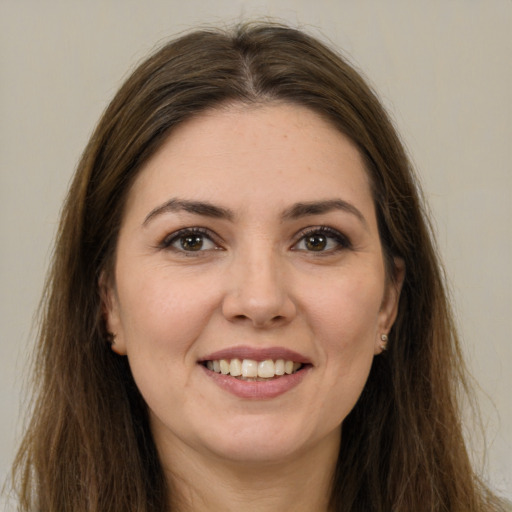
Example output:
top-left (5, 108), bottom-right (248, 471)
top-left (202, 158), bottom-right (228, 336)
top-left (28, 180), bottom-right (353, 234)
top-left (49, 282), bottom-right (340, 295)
top-left (221, 247), bottom-right (297, 328)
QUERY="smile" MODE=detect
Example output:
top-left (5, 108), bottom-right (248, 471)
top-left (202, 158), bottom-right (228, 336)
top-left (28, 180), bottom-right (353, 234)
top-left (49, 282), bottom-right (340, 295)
top-left (199, 346), bottom-right (311, 398)
top-left (204, 358), bottom-right (303, 380)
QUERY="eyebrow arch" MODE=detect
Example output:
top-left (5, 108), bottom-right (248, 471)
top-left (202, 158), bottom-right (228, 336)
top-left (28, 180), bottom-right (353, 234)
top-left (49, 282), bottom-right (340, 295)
top-left (282, 199), bottom-right (368, 229)
top-left (143, 198), bottom-right (234, 226)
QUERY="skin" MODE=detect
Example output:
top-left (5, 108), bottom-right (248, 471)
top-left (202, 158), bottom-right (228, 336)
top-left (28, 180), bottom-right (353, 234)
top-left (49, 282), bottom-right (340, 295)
top-left (104, 103), bottom-right (404, 511)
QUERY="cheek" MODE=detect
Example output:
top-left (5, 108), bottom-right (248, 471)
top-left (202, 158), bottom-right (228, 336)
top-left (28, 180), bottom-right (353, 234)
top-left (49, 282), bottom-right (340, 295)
top-left (115, 271), bottom-right (224, 414)
top-left (301, 271), bottom-right (383, 411)
top-left (304, 271), bottom-right (384, 346)
top-left (116, 267), bottom-right (222, 357)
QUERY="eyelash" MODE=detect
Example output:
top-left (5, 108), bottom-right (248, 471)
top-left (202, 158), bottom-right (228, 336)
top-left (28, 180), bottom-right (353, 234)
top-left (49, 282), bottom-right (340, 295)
top-left (292, 226), bottom-right (352, 253)
top-left (158, 226), bottom-right (351, 254)
top-left (159, 227), bottom-right (222, 253)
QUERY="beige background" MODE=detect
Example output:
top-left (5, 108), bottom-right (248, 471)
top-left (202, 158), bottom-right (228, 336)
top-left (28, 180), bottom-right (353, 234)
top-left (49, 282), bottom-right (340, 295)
top-left (1, 0), bottom-right (511, 504)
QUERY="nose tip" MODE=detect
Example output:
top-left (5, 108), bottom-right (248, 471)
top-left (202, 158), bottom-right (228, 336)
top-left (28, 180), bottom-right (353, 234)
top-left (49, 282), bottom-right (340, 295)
top-left (224, 297), bottom-right (295, 328)
top-left (221, 259), bottom-right (296, 328)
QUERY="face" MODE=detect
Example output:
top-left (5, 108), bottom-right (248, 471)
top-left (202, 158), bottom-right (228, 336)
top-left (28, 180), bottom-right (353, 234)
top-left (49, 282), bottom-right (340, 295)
top-left (104, 103), bottom-right (403, 467)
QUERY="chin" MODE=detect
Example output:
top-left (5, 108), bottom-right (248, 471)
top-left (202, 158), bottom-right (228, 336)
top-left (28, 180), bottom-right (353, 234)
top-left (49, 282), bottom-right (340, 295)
top-left (193, 414), bottom-right (334, 466)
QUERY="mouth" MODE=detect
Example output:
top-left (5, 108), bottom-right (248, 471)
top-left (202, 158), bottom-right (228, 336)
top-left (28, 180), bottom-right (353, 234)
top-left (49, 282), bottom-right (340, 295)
top-left (198, 346), bottom-right (311, 398)
top-left (202, 358), bottom-right (306, 381)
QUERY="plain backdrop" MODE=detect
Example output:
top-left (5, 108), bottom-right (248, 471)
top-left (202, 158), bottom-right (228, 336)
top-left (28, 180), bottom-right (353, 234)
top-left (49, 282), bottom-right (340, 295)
top-left (1, 0), bottom-right (511, 505)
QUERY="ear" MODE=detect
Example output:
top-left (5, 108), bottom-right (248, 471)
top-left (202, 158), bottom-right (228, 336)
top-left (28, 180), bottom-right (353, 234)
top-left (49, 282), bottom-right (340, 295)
top-left (374, 257), bottom-right (405, 355)
top-left (98, 271), bottom-right (127, 356)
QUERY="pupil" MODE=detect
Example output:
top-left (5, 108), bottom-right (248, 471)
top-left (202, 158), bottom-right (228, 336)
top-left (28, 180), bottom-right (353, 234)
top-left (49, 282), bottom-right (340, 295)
top-left (181, 235), bottom-right (203, 251)
top-left (306, 234), bottom-right (326, 251)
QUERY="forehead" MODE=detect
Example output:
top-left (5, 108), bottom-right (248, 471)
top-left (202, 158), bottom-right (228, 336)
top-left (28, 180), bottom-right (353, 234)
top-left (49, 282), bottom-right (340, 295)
top-left (124, 103), bottom-right (374, 222)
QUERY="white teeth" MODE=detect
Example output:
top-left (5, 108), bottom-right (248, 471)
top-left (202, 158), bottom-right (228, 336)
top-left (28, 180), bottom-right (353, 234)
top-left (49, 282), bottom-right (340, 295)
top-left (258, 359), bottom-right (275, 378)
top-left (219, 359), bottom-right (230, 375)
top-left (274, 359), bottom-right (285, 375)
top-left (205, 358), bottom-right (303, 378)
top-left (241, 359), bottom-right (258, 378)
top-left (229, 358), bottom-right (242, 376)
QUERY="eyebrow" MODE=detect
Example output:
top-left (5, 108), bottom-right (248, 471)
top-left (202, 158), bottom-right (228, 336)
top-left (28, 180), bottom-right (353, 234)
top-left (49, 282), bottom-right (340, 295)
top-left (281, 199), bottom-right (368, 228)
top-left (143, 198), bottom-right (234, 225)
top-left (143, 197), bottom-right (367, 229)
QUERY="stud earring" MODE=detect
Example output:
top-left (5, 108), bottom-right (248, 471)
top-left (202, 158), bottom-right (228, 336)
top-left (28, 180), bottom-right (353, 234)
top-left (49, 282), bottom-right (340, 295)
top-left (107, 332), bottom-right (124, 355)
top-left (380, 333), bottom-right (388, 351)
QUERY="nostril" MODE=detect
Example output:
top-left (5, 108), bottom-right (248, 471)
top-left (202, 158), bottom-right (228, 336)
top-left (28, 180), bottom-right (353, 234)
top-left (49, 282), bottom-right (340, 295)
top-left (229, 313), bottom-right (286, 328)
top-left (221, 287), bottom-right (297, 327)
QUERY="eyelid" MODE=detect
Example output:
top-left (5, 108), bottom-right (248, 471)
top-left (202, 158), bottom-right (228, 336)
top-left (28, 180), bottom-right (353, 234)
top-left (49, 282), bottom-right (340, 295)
top-left (158, 227), bottom-right (223, 251)
top-left (156, 225), bottom-right (350, 253)
top-left (292, 226), bottom-right (352, 251)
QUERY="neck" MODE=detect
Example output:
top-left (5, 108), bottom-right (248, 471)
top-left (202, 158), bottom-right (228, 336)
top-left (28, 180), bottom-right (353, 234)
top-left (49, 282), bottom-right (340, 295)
top-left (157, 431), bottom-right (339, 512)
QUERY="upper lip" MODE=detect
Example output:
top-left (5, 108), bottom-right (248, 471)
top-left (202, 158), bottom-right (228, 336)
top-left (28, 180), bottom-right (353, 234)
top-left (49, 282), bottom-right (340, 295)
top-left (199, 345), bottom-right (311, 364)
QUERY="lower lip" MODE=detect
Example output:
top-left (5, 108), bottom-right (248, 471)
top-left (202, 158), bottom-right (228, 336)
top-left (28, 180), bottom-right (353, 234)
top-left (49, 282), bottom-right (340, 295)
top-left (200, 365), bottom-right (310, 399)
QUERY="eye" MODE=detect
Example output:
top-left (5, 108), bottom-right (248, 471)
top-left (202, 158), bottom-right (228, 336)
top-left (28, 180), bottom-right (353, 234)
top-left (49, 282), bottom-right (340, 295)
top-left (160, 228), bottom-right (220, 253)
top-left (293, 227), bottom-right (350, 253)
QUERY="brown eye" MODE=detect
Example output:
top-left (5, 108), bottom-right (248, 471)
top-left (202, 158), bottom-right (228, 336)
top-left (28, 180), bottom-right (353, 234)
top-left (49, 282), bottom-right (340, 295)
top-left (305, 234), bottom-right (327, 251)
top-left (293, 227), bottom-right (351, 253)
top-left (180, 234), bottom-right (204, 251)
top-left (161, 229), bottom-right (218, 252)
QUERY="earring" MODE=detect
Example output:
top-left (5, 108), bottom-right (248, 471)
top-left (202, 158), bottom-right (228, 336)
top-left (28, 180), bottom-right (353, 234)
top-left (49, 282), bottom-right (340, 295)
top-left (107, 332), bottom-right (124, 355)
top-left (380, 333), bottom-right (388, 351)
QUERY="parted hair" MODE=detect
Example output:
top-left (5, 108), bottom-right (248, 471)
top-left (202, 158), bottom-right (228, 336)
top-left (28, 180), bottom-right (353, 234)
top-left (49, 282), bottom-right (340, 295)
top-left (11, 23), bottom-right (506, 511)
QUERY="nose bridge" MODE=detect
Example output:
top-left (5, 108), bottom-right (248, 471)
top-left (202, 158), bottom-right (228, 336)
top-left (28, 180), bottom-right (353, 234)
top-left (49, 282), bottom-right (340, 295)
top-left (222, 237), bottom-right (295, 327)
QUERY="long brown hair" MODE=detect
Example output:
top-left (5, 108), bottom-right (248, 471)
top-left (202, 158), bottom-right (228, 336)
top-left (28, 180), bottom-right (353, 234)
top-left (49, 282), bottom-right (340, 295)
top-left (11, 23), bottom-right (506, 511)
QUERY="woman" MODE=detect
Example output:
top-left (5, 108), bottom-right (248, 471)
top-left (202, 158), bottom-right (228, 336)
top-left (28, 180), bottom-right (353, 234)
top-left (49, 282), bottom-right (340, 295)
top-left (11, 23), bottom-right (508, 511)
